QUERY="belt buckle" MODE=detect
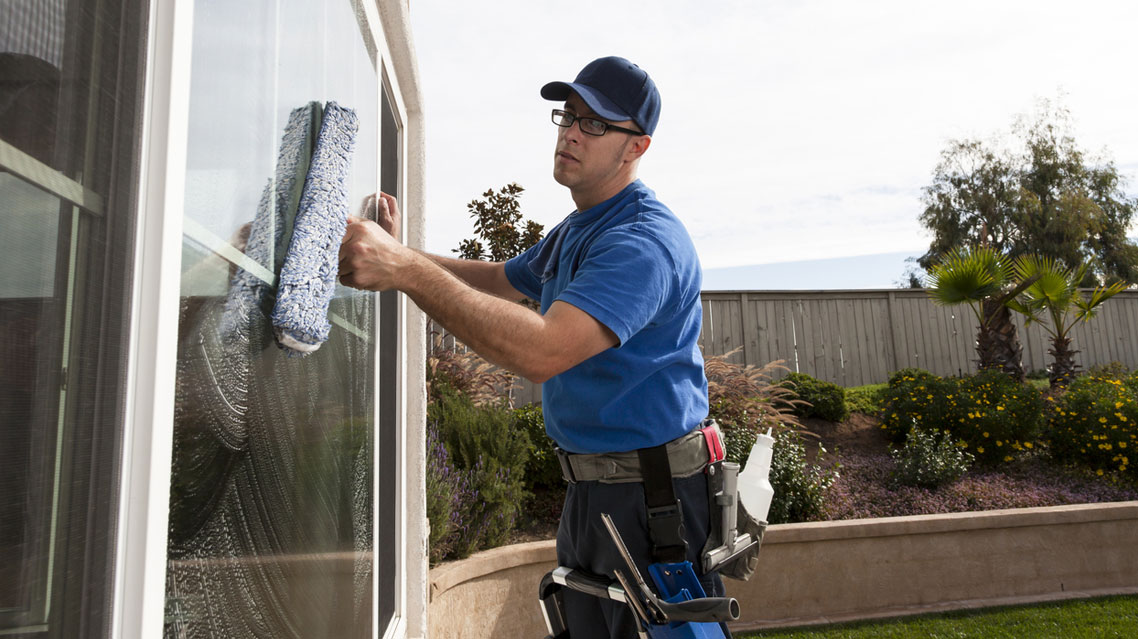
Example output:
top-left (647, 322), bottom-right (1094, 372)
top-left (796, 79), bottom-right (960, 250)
top-left (554, 447), bottom-right (577, 484)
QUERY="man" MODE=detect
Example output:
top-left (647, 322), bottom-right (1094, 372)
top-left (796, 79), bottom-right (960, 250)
top-left (339, 56), bottom-right (725, 638)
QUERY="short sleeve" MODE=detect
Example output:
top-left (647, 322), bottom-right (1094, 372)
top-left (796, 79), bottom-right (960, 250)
top-left (504, 241), bottom-right (544, 301)
top-left (555, 230), bottom-right (675, 345)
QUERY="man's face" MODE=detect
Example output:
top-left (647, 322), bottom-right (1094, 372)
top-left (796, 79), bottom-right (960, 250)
top-left (552, 93), bottom-right (641, 196)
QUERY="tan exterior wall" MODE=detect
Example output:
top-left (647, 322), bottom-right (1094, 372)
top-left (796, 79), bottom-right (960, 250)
top-left (427, 502), bottom-right (1138, 638)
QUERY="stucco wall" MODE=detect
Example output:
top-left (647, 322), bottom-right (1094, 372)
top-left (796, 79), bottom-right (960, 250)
top-left (428, 502), bottom-right (1138, 638)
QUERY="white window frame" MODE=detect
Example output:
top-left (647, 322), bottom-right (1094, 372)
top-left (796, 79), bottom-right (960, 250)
top-left (111, 1), bottom-right (427, 637)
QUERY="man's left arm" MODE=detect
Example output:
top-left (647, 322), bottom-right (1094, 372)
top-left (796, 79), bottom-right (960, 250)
top-left (339, 217), bottom-right (618, 383)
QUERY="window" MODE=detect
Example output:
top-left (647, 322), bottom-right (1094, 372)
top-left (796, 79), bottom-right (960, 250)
top-left (0, 0), bottom-right (147, 635)
top-left (160, 0), bottom-right (409, 632)
top-left (162, 1), bottom-right (399, 637)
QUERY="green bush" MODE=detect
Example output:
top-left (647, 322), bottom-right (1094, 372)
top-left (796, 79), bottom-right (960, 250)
top-left (845, 383), bottom-right (887, 415)
top-left (426, 388), bottom-right (531, 560)
top-left (882, 368), bottom-right (1044, 465)
top-left (880, 369), bottom-right (955, 444)
top-left (1048, 374), bottom-right (1137, 477)
top-left (515, 404), bottom-right (562, 490)
top-left (949, 369), bottom-right (1046, 465)
top-left (888, 367), bottom-right (937, 387)
top-left (768, 429), bottom-right (838, 524)
top-left (783, 372), bottom-right (849, 422)
top-left (426, 422), bottom-right (461, 564)
top-left (1086, 361), bottom-right (1129, 380)
top-left (890, 426), bottom-right (974, 488)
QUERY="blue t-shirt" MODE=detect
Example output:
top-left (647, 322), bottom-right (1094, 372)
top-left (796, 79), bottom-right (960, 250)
top-left (504, 180), bottom-right (708, 454)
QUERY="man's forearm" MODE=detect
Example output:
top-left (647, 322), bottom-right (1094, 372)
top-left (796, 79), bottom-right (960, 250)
top-left (418, 251), bottom-right (524, 301)
top-left (400, 253), bottom-right (559, 382)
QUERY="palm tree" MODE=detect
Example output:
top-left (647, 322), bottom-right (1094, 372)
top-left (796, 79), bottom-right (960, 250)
top-left (925, 247), bottom-right (1037, 381)
top-left (1011, 256), bottom-right (1129, 389)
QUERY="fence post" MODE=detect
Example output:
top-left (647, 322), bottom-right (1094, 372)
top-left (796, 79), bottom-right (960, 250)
top-left (886, 291), bottom-right (904, 374)
top-left (740, 292), bottom-right (757, 367)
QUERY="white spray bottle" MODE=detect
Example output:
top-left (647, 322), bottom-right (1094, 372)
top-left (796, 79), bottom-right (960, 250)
top-left (737, 428), bottom-right (775, 522)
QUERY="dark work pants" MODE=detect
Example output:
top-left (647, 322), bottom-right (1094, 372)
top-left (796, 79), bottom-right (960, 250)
top-left (556, 472), bottom-right (732, 639)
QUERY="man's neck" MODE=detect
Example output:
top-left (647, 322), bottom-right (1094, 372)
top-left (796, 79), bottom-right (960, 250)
top-left (571, 173), bottom-right (638, 212)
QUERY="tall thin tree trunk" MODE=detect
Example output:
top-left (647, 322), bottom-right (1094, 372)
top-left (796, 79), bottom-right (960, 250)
top-left (976, 299), bottom-right (1025, 381)
top-left (1048, 336), bottom-right (1080, 390)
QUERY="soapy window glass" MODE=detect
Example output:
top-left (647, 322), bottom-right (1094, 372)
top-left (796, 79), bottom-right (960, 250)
top-left (165, 0), bottom-right (397, 637)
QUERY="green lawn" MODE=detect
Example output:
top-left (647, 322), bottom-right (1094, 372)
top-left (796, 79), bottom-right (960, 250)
top-left (738, 595), bottom-right (1138, 639)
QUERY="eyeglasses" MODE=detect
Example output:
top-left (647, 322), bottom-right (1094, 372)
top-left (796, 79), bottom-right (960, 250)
top-left (551, 109), bottom-right (644, 137)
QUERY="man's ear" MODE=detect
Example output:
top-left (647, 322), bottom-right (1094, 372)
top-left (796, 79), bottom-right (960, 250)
top-left (626, 134), bottom-right (651, 160)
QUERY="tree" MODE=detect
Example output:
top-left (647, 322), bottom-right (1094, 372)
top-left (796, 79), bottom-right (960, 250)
top-left (1010, 256), bottom-right (1128, 389)
top-left (455, 183), bottom-right (544, 262)
top-left (924, 247), bottom-right (1038, 381)
top-left (918, 99), bottom-right (1138, 287)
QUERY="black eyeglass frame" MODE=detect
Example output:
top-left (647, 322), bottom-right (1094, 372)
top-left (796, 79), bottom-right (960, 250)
top-left (551, 109), bottom-right (645, 137)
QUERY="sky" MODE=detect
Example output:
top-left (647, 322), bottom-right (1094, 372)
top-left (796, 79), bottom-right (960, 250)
top-left (407, 0), bottom-right (1138, 288)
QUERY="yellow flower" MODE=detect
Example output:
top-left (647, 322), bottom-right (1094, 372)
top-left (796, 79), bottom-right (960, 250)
top-left (1097, 469), bottom-right (1105, 476)
top-left (1100, 417), bottom-right (1109, 424)
top-left (1004, 456), bottom-right (1013, 462)
top-left (1025, 442), bottom-right (1034, 449)
top-left (1116, 402), bottom-right (1125, 409)
top-left (997, 406), bottom-right (1005, 411)
top-left (983, 432), bottom-right (990, 438)
top-left (978, 446), bottom-right (985, 454)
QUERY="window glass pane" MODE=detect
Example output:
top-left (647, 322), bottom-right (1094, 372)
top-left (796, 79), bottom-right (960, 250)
top-left (1, 0), bottom-right (146, 635)
top-left (165, 1), bottom-right (384, 637)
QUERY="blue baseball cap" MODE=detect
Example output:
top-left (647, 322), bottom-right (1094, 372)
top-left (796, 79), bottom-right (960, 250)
top-left (541, 56), bottom-right (661, 136)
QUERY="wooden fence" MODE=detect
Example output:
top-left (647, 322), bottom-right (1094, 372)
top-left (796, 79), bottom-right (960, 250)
top-left (430, 289), bottom-right (1138, 405)
top-left (700, 289), bottom-right (1138, 387)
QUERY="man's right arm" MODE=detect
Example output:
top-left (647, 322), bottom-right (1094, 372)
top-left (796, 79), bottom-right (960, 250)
top-left (418, 252), bottom-right (527, 302)
top-left (366, 191), bottom-right (528, 303)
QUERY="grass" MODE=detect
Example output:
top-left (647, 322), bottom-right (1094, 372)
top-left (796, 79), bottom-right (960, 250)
top-left (738, 595), bottom-right (1138, 638)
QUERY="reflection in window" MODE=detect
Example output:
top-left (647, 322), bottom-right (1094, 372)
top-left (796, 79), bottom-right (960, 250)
top-left (164, 1), bottom-right (391, 637)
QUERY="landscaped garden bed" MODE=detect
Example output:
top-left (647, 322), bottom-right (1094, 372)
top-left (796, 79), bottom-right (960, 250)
top-left (428, 344), bottom-right (1138, 564)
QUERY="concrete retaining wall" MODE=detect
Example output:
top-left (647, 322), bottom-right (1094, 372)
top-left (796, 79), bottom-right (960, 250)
top-left (427, 502), bottom-right (1138, 638)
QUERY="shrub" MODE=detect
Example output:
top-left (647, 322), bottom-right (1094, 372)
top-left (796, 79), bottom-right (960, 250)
top-left (845, 383), bottom-right (887, 416)
top-left (1086, 361), bottom-right (1129, 380)
top-left (890, 426), bottom-right (974, 488)
top-left (704, 352), bottom-right (805, 463)
top-left (1048, 374), bottom-right (1138, 477)
top-left (427, 387), bottom-right (530, 560)
top-left (948, 369), bottom-right (1046, 465)
top-left (882, 368), bottom-right (1045, 465)
top-left (783, 372), bottom-right (849, 422)
top-left (427, 337), bottom-right (517, 406)
top-left (765, 429), bottom-right (838, 524)
top-left (888, 367), bottom-right (937, 387)
top-left (426, 421), bottom-right (465, 564)
top-left (880, 369), bottom-right (955, 444)
top-left (515, 403), bottom-right (562, 490)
